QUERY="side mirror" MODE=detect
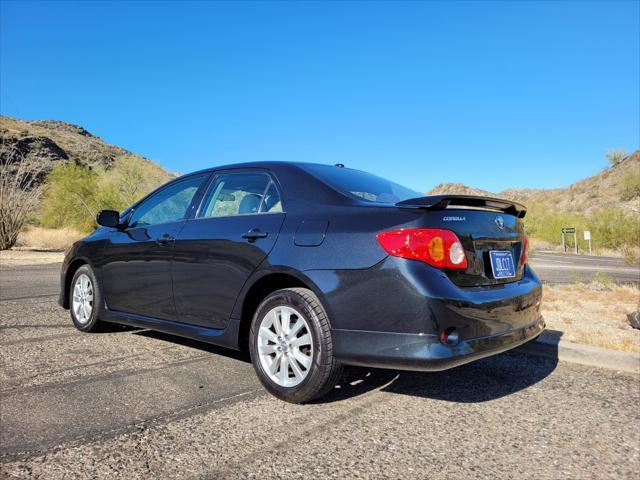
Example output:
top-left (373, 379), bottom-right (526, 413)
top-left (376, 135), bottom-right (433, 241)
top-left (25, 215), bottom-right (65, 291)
top-left (96, 210), bottom-right (120, 228)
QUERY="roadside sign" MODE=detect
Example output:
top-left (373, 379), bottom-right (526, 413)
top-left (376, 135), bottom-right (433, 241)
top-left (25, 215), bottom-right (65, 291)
top-left (561, 227), bottom-right (578, 254)
top-left (584, 230), bottom-right (592, 255)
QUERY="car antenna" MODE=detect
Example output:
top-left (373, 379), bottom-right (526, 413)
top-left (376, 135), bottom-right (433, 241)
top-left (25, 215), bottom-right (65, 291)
top-left (334, 163), bottom-right (345, 168)
top-left (66, 189), bottom-right (97, 223)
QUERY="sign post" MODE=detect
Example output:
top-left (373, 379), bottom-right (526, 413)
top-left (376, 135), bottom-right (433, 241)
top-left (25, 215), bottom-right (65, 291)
top-left (562, 227), bottom-right (577, 254)
top-left (584, 230), bottom-right (592, 255)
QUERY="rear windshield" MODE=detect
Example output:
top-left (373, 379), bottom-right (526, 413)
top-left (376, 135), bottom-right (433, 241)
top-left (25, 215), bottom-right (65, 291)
top-left (301, 164), bottom-right (422, 204)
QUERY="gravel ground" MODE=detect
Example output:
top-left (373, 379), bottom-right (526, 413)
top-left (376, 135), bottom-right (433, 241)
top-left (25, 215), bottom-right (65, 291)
top-left (542, 283), bottom-right (640, 353)
top-left (1, 265), bottom-right (639, 479)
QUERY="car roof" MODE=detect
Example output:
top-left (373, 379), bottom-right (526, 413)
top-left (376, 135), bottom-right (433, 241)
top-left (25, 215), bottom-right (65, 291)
top-left (185, 161), bottom-right (336, 176)
top-left (170, 161), bottom-right (363, 208)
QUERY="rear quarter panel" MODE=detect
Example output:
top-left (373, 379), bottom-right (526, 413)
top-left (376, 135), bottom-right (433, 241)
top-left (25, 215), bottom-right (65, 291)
top-left (265, 205), bottom-right (425, 270)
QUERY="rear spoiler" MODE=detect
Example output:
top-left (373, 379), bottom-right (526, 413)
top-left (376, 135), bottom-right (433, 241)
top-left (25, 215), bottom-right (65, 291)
top-left (396, 195), bottom-right (527, 218)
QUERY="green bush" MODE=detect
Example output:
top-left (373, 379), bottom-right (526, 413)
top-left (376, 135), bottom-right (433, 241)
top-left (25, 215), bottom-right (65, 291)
top-left (39, 163), bottom-right (102, 231)
top-left (619, 172), bottom-right (640, 201)
top-left (39, 159), bottom-right (172, 232)
top-left (593, 272), bottom-right (613, 289)
top-left (102, 155), bottom-right (173, 206)
top-left (523, 203), bottom-right (639, 253)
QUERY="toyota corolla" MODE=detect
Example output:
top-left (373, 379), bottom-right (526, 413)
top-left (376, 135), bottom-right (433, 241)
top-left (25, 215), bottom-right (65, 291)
top-left (59, 162), bottom-right (544, 403)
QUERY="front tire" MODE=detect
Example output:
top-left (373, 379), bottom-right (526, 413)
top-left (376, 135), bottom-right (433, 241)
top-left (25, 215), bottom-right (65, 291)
top-left (249, 288), bottom-right (342, 403)
top-left (69, 264), bottom-right (103, 332)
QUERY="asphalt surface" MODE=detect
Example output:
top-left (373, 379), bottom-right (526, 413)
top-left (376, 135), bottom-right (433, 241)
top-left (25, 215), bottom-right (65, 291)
top-left (1, 263), bottom-right (639, 479)
top-left (530, 251), bottom-right (639, 284)
top-left (0, 263), bottom-right (61, 301)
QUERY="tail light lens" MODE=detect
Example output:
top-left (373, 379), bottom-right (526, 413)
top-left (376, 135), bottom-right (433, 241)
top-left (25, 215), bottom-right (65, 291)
top-left (376, 228), bottom-right (468, 270)
top-left (520, 236), bottom-right (529, 265)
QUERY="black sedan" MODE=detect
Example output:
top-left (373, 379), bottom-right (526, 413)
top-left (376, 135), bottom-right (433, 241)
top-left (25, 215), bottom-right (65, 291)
top-left (59, 162), bottom-right (544, 403)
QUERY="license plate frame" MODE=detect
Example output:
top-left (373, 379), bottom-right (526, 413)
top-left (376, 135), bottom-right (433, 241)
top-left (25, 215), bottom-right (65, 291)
top-left (489, 250), bottom-right (516, 279)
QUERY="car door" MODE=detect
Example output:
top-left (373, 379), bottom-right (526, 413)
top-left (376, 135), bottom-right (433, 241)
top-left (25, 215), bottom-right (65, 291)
top-left (172, 170), bottom-right (285, 328)
top-left (100, 173), bottom-right (209, 320)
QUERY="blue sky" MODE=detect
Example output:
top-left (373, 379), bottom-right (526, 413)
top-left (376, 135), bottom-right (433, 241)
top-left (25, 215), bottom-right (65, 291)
top-left (1, 1), bottom-right (638, 192)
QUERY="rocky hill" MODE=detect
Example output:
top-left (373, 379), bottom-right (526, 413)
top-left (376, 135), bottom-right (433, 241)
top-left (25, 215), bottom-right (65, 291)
top-left (3, 114), bottom-right (638, 218)
top-left (0, 115), bottom-right (170, 184)
top-left (427, 151), bottom-right (640, 217)
top-left (427, 182), bottom-right (495, 198)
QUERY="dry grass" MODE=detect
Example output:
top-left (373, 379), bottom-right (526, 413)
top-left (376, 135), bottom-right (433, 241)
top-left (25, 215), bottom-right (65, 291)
top-left (542, 282), bottom-right (640, 353)
top-left (15, 226), bottom-right (84, 251)
top-left (0, 249), bottom-right (64, 266)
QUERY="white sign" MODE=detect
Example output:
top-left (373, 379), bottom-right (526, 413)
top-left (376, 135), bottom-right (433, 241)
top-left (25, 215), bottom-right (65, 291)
top-left (584, 230), bottom-right (591, 241)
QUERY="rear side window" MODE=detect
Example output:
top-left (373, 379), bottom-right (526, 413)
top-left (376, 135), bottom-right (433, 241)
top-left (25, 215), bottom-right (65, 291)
top-left (128, 174), bottom-right (206, 227)
top-left (262, 182), bottom-right (283, 213)
top-left (301, 164), bottom-right (421, 204)
top-left (198, 172), bottom-right (282, 218)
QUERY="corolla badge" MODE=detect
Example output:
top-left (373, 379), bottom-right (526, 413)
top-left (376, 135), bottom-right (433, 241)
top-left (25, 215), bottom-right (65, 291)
top-left (495, 216), bottom-right (505, 229)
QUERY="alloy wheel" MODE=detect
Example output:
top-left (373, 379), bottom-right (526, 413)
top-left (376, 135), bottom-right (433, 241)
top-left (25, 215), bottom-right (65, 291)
top-left (257, 305), bottom-right (313, 387)
top-left (72, 273), bottom-right (94, 325)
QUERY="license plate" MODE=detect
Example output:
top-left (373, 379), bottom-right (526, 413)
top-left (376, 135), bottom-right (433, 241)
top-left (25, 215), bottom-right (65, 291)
top-left (489, 250), bottom-right (516, 278)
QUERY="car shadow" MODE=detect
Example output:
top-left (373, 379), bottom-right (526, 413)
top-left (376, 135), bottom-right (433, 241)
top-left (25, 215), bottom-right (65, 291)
top-left (380, 350), bottom-right (557, 403)
top-left (133, 329), bottom-right (252, 363)
top-left (131, 328), bottom-right (560, 404)
top-left (105, 323), bottom-right (142, 332)
top-left (320, 333), bottom-right (561, 404)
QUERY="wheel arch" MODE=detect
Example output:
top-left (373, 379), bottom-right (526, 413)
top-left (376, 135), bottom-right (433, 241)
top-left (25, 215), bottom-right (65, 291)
top-left (62, 256), bottom-right (94, 308)
top-left (234, 268), bottom-right (332, 352)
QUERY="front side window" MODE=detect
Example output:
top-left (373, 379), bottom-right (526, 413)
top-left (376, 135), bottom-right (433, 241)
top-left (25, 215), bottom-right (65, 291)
top-left (198, 172), bottom-right (282, 218)
top-left (300, 164), bottom-right (421, 204)
top-left (129, 175), bottom-right (206, 228)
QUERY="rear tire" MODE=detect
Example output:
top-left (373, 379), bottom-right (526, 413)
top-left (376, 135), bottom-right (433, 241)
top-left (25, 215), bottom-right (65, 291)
top-left (249, 287), bottom-right (342, 403)
top-left (69, 264), bottom-right (104, 332)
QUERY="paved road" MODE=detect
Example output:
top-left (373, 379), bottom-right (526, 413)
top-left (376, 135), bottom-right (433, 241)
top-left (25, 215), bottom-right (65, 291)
top-left (0, 263), bottom-right (61, 301)
top-left (530, 251), bottom-right (639, 284)
top-left (0, 264), bottom-right (639, 479)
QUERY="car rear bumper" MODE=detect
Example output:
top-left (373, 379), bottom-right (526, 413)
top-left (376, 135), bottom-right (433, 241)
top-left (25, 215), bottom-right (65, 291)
top-left (332, 315), bottom-right (545, 371)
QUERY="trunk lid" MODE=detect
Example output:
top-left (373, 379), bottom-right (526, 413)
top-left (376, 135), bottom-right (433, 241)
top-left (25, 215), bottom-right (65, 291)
top-left (398, 196), bottom-right (527, 287)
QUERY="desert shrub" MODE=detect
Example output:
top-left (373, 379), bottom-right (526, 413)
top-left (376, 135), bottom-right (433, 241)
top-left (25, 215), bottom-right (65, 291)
top-left (38, 158), bottom-right (172, 232)
top-left (524, 203), bottom-right (639, 253)
top-left (593, 272), bottom-right (613, 290)
top-left (622, 245), bottom-right (640, 267)
top-left (606, 149), bottom-right (628, 166)
top-left (0, 148), bottom-right (44, 249)
top-left (39, 162), bottom-right (103, 231)
top-left (588, 209), bottom-right (639, 250)
top-left (619, 172), bottom-right (640, 201)
top-left (569, 271), bottom-right (584, 284)
top-left (102, 155), bottom-right (172, 206)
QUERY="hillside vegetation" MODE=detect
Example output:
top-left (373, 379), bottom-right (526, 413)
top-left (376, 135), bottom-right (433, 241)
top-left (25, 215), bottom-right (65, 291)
top-left (428, 152), bottom-right (640, 260)
top-left (2, 114), bottom-right (638, 260)
top-left (1, 116), bottom-right (174, 234)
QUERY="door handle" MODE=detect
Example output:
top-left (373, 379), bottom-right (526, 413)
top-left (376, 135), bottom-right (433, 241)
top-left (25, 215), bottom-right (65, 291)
top-left (242, 229), bottom-right (268, 242)
top-left (156, 234), bottom-right (175, 246)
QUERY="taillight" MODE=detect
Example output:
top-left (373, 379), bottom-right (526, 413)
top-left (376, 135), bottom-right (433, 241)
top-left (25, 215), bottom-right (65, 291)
top-left (376, 228), bottom-right (468, 270)
top-left (520, 236), bottom-right (529, 265)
